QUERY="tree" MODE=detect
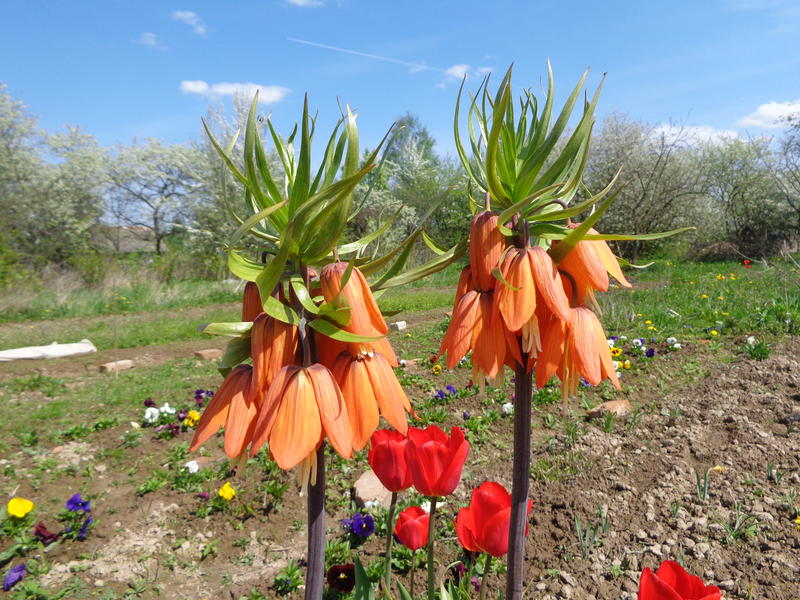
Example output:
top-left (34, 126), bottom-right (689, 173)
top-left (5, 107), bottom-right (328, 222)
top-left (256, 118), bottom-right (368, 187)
top-left (774, 117), bottom-right (800, 242)
top-left (584, 114), bottom-right (706, 261)
top-left (105, 140), bottom-right (204, 255)
top-left (701, 137), bottom-right (788, 257)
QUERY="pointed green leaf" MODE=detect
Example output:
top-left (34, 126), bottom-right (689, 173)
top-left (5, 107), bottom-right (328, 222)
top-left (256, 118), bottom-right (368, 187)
top-left (229, 200), bottom-right (287, 247)
top-left (547, 186), bottom-right (621, 264)
top-left (228, 250), bottom-right (264, 282)
top-left (308, 318), bottom-right (384, 343)
top-left (289, 276), bottom-right (320, 315)
top-left (199, 322), bottom-right (253, 337)
top-left (218, 336), bottom-right (252, 375)
top-left (262, 295), bottom-right (301, 325)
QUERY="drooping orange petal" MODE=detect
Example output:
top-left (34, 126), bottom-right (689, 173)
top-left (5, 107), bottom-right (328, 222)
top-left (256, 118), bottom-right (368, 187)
top-left (268, 368), bottom-right (322, 470)
top-left (251, 314), bottom-right (299, 406)
top-left (592, 315), bottom-right (621, 390)
top-left (353, 267), bottom-right (389, 335)
top-left (241, 282), bottom-right (262, 322)
top-left (528, 247), bottom-right (571, 322)
top-left (569, 307), bottom-right (602, 385)
top-left (534, 311), bottom-right (568, 389)
top-left (190, 365), bottom-right (248, 452)
top-left (469, 211), bottom-right (504, 292)
top-left (586, 228), bottom-right (631, 288)
top-left (440, 290), bottom-right (480, 368)
top-left (471, 293), bottom-right (505, 379)
top-left (223, 367), bottom-right (258, 458)
top-left (557, 237), bottom-right (609, 303)
top-left (496, 249), bottom-right (536, 332)
top-left (320, 262), bottom-right (387, 337)
top-left (333, 354), bottom-right (379, 452)
top-left (249, 365), bottom-right (298, 456)
top-left (308, 363), bottom-right (353, 460)
top-left (372, 336), bottom-right (398, 367)
top-left (452, 266), bottom-right (475, 313)
top-left (365, 352), bottom-right (410, 435)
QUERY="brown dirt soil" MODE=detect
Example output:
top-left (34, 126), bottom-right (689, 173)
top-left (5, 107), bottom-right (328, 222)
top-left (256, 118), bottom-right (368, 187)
top-left (2, 335), bottom-right (798, 599)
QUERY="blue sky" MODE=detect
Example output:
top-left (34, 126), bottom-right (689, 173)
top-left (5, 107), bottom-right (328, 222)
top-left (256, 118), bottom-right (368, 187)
top-left (2, 0), bottom-right (800, 156)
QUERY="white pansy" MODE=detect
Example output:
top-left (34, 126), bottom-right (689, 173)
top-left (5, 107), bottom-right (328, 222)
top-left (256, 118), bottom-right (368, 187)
top-left (502, 402), bottom-right (514, 415)
top-left (363, 500), bottom-right (380, 510)
top-left (672, 343), bottom-right (681, 349)
top-left (666, 337), bottom-right (677, 345)
top-left (159, 403), bottom-right (176, 415)
top-left (144, 407), bottom-right (160, 423)
top-left (607, 339), bottom-right (616, 347)
top-left (746, 336), bottom-right (756, 346)
top-left (184, 460), bottom-right (200, 474)
top-left (632, 339), bottom-right (643, 347)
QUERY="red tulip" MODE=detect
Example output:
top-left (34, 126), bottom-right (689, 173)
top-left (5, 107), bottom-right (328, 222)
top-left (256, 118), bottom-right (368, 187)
top-left (368, 429), bottom-right (412, 492)
top-left (454, 481), bottom-right (532, 557)
top-left (405, 426), bottom-right (469, 497)
top-left (638, 561), bottom-right (721, 600)
top-left (394, 506), bottom-right (429, 551)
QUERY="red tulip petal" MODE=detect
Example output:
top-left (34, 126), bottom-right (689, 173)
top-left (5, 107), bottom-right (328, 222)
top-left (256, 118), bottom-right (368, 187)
top-left (455, 506), bottom-right (480, 552)
top-left (654, 561), bottom-right (721, 600)
top-left (638, 567), bottom-right (683, 600)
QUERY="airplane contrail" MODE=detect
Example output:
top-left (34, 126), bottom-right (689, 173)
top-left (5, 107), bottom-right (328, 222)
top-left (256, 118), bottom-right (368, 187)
top-left (287, 37), bottom-right (447, 74)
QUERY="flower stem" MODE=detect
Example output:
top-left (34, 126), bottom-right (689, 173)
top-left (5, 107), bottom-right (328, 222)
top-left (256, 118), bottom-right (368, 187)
top-left (410, 551), bottom-right (417, 599)
top-left (305, 444), bottom-right (326, 600)
top-left (505, 360), bottom-right (532, 600)
top-left (426, 497), bottom-right (438, 600)
top-left (479, 554), bottom-right (492, 600)
top-left (383, 491), bottom-right (398, 594)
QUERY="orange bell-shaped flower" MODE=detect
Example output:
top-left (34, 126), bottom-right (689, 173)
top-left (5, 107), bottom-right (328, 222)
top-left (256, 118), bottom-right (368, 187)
top-left (249, 363), bottom-right (353, 470)
top-left (469, 211), bottom-right (505, 292)
top-left (190, 364), bottom-right (259, 459)
top-left (332, 350), bottom-right (411, 451)
top-left (554, 225), bottom-right (631, 308)
top-left (320, 262), bottom-right (388, 338)
top-left (494, 246), bottom-right (571, 355)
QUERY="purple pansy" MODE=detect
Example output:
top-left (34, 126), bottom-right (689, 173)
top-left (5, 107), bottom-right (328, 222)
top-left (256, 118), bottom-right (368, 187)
top-left (66, 493), bottom-right (90, 513)
top-left (77, 516), bottom-right (93, 540)
top-left (351, 513), bottom-right (375, 538)
top-left (645, 348), bottom-right (656, 358)
top-left (3, 563), bottom-right (26, 591)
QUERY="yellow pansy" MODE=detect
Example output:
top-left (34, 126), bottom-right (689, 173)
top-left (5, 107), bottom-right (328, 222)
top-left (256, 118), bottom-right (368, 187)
top-left (7, 497), bottom-right (34, 518)
top-left (218, 482), bottom-right (236, 501)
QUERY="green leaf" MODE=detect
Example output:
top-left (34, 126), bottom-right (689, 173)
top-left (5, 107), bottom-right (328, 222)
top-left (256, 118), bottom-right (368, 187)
top-left (255, 231), bottom-right (293, 301)
top-left (218, 336), bottom-right (251, 375)
top-left (374, 239), bottom-right (468, 290)
top-left (289, 276), bottom-right (320, 315)
top-left (353, 556), bottom-right (375, 600)
top-left (338, 207), bottom-right (401, 255)
top-left (289, 94), bottom-right (312, 213)
top-left (199, 322), bottom-right (253, 337)
top-left (307, 318), bottom-right (384, 343)
top-left (421, 230), bottom-right (447, 255)
top-left (317, 302), bottom-right (351, 326)
top-left (229, 200), bottom-right (287, 247)
top-left (262, 295), bottom-right (301, 325)
top-left (244, 93), bottom-right (274, 212)
top-left (581, 227), bottom-right (696, 242)
top-left (547, 186), bottom-right (621, 264)
top-left (227, 250), bottom-right (264, 282)
top-left (397, 582), bottom-right (413, 600)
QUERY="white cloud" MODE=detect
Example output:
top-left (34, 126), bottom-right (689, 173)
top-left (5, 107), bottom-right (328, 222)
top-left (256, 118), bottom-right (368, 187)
top-left (475, 66), bottom-right (493, 76)
top-left (135, 32), bottom-right (166, 50)
top-left (287, 0), bottom-right (325, 6)
top-left (180, 80), bottom-right (290, 104)
top-left (651, 124), bottom-right (739, 146)
top-left (172, 10), bottom-right (206, 35)
top-left (737, 100), bottom-right (800, 129)
top-left (445, 64), bottom-right (471, 79)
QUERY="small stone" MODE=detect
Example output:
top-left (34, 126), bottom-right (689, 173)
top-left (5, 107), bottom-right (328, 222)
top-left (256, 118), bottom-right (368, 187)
top-left (648, 544), bottom-right (662, 557)
top-left (559, 572), bottom-right (576, 586)
top-left (94, 580), bottom-right (105, 587)
top-left (559, 584), bottom-right (573, 599)
top-left (636, 529), bottom-right (648, 540)
top-left (587, 399), bottom-right (632, 418)
top-left (535, 582), bottom-right (547, 591)
top-left (99, 359), bottom-right (134, 373)
top-left (353, 470), bottom-right (392, 508)
top-left (718, 580), bottom-right (735, 590)
top-left (390, 321), bottom-right (407, 331)
top-left (194, 348), bottom-right (223, 360)
top-left (694, 542), bottom-right (710, 555)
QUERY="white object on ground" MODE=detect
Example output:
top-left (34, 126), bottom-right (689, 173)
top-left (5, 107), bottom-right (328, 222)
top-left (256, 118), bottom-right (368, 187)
top-left (0, 339), bottom-right (97, 362)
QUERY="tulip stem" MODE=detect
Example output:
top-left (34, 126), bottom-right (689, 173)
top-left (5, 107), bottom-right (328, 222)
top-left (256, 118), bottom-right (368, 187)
top-left (383, 491), bottom-right (398, 594)
top-left (305, 444), bottom-right (326, 600)
top-left (410, 551), bottom-right (417, 599)
top-left (425, 497), bottom-right (438, 600)
top-left (505, 360), bottom-right (532, 600)
top-left (479, 554), bottom-right (492, 600)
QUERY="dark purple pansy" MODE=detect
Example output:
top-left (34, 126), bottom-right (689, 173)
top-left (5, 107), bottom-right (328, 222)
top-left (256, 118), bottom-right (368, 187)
top-left (462, 411), bottom-right (471, 421)
top-left (326, 563), bottom-right (355, 592)
top-left (34, 522), bottom-right (58, 545)
top-left (144, 397), bottom-right (156, 408)
top-left (66, 493), bottom-right (90, 513)
top-left (446, 385), bottom-right (457, 395)
top-left (196, 492), bottom-right (210, 500)
top-left (177, 409), bottom-right (188, 421)
top-left (645, 348), bottom-right (656, 358)
top-left (3, 563), bottom-right (26, 591)
top-left (340, 517), bottom-right (353, 532)
top-left (436, 389), bottom-right (446, 400)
